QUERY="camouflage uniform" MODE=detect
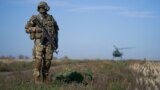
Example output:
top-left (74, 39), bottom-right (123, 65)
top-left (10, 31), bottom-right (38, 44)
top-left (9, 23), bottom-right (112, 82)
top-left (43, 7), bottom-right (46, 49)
top-left (25, 1), bottom-right (59, 83)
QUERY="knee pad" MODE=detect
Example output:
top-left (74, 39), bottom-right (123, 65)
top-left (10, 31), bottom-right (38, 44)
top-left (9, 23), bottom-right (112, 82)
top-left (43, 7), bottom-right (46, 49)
top-left (33, 69), bottom-right (40, 77)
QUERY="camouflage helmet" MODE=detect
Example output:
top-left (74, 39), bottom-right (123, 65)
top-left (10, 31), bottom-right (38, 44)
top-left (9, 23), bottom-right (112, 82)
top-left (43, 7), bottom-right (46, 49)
top-left (37, 1), bottom-right (50, 12)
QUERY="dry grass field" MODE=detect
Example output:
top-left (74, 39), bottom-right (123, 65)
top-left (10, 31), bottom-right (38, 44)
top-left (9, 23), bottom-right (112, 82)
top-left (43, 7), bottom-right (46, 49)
top-left (0, 59), bottom-right (160, 90)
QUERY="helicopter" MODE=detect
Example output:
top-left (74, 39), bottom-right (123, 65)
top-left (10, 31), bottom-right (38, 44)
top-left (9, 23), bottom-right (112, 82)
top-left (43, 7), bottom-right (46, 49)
top-left (112, 45), bottom-right (135, 59)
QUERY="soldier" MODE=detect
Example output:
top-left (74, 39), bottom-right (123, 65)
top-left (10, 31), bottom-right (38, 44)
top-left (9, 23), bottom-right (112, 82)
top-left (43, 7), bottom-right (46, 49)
top-left (25, 1), bottom-right (59, 84)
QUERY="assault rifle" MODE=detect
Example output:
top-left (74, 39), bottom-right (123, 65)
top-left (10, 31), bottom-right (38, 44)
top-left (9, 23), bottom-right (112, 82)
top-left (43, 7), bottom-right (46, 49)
top-left (32, 18), bottom-right (58, 54)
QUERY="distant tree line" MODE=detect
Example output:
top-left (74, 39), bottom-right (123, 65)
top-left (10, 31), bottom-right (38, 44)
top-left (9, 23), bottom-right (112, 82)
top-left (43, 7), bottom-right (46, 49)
top-left (0, 55), bottom-right (71, 60)
top-left (0, 55), bottom-right (30, 59)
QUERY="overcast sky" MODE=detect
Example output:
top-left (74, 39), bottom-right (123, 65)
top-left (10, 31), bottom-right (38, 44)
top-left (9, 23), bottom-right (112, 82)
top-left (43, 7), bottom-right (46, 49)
top-left (0, 0), bottom-right (160, 60)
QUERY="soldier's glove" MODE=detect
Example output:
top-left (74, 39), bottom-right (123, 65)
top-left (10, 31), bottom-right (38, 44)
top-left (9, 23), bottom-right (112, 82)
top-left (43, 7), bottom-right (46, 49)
top-left (27, 27), bottom-right (36, 33)
top-left (28, 27), bottom-right (42, 33)
top-left (35, 26), bottom-right (42, 33)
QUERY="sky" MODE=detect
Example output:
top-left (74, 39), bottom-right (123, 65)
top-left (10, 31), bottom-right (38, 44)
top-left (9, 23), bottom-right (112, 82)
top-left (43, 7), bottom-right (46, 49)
top-left (0, 0), bottom-right (160, 60)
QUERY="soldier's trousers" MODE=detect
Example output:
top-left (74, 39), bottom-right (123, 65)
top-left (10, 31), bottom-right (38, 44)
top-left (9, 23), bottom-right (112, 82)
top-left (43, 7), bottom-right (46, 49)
top-left (32, 41), bottom-right (54, 82)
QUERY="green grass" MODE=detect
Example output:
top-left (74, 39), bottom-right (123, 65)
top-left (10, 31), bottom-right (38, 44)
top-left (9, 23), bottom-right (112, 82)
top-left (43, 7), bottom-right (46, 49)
top-left (0, 60), bottom-right (33, 72)
top-left (0, 59), bottom-right (159, 90)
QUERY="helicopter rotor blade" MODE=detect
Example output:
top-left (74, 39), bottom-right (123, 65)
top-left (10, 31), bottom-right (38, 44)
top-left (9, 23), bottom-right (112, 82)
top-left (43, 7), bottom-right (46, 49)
top-left (118, 47), bottom-right (135, 50)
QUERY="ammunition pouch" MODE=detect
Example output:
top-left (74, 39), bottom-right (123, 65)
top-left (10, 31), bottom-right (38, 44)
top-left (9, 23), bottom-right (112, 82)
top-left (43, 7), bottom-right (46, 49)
top-left (35, 33), bottom-right (42, 39)
top-left (29, 32), bottom-right (42, 40)
top-left (28, 27), bottom-right (42, 40)
top-left (30, 32), bottom-right (36, 40)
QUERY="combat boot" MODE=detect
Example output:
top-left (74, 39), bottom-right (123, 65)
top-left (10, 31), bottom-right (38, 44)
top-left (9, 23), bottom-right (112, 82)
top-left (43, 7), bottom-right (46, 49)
top-left (34, 76), bottom-right (42, 84)
top-left (43, 73), bottom-right (51, 84)
top-left (33, 69), bottom-right (42, 84)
